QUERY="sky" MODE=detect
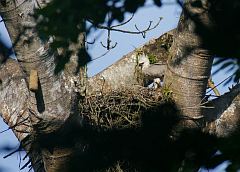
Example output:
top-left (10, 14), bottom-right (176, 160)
top-left (0, 0), bottom-right (235, 171)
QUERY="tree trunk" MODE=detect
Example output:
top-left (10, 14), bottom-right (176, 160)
top-left (0, 0), bottom-right (84, 171)
top-left (164, 6), bottom-right (213, 129)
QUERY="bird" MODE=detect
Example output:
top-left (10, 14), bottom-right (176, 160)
top-left (142, 63), bottom-right (166, 86)
top-left (153, 78), bottom-right (162, 89)
top-left (148, 77), bottom-right (162, 89)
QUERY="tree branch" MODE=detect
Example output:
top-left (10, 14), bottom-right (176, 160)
top-left (0, 59), bottom-right (31, 142)
top-left (87, 29), bottom-right (175, 95)
top-left (204, 83), bottom-right (240, 137)
top-left (87, 17), bottom-right (162, 36)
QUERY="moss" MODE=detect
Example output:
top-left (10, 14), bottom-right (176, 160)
top-left (147, 54), bottom-right (157, 64)
top-left (161, 83), bottom-right (173, 102)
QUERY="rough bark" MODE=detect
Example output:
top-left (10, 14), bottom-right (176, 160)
top-left (204, 84), bottom-right (240, 137)
top-left (164, 2), bottom-right (213, 128)
top-left (0, 0), bottom-right (83, 171)
top-left (0, 0), bottom-right (78, 132)
top-left (162, 0), bottom-right (240, 131)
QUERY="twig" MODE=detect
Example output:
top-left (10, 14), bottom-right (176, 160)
top-left (3, 145), bottom-right (22, 159)
top-left (87, 15), bottom-right (162, 50)
top-left (88, 17), bottom-right (162, 35)
top-left (206, 73), bottom-right (236, 94)
top-left (112, 14), bottom-right (134, 28)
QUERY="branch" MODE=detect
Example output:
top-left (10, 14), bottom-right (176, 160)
top-left (203, 83), bottom-right (240, 137)
top-left (87, 16), bottom-right (163, 50)
top-left (88, 17), bottom-right (163, 35)
top-left (0, 59), bottom-right (31, 142)
top-left (204, 83), bottom-right (240, 121)
top-left (87, 29), bottom-right (175, 95)
top-left (87, 50), bottom-right (149, 94)
top-left (0, 2), bottom-right (87, 171)
top-left (111, 14), bottom-right (134, 28)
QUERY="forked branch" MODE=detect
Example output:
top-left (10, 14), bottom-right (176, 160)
top-left (87, 15), bottom-right (163, 50)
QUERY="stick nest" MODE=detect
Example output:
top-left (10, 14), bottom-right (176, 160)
top-left (79, 87), bottom-right (163, 130)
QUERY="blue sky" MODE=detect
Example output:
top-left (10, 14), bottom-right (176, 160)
top-left (0, 16), bottom-right (16, 59)
top-left (0, 1), bottom-right (235, 171)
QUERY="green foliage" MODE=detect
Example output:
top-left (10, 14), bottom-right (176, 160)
top-left (147, 54), bottom-right (157, 64)
top-left (161, 83), bottom-right (173, 101)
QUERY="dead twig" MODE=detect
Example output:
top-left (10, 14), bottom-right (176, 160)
top-left (87, 15), bottom-right (162, 50)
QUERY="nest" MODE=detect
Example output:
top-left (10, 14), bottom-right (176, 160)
top-left (79, 87), bottom-right (163, 130)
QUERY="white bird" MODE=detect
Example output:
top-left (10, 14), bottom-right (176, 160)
top-left (148, 78), bottom-right (162, 89)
